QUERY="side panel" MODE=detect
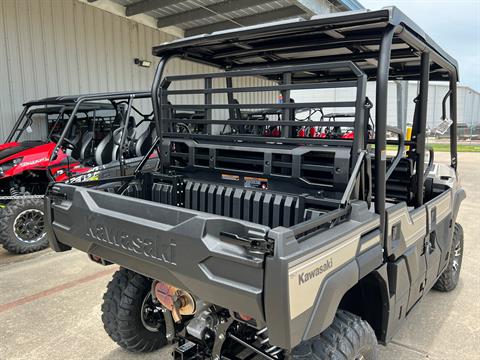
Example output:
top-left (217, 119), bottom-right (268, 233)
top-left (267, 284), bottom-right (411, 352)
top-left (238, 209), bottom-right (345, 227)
top-left (384, 257), bottom-right (410, 340)
top-left (425, 189), bottom-right (453, 290)
top-left (403, 243), bottom-right (426, 311)
top-left (383, 188), bottom-right (458, 341)
top-left (385, 203), bottom-right (428, 310)
top-left (264, 203), bottom-right (382, 349)
top-left (385, 204), bottom-right (427, 261)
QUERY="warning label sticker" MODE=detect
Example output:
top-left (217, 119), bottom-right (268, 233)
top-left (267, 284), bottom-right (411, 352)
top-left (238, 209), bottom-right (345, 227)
top-left (221, 173), bottom-right (240, 181)
top-left (244, 176), bottom-right (268, 190)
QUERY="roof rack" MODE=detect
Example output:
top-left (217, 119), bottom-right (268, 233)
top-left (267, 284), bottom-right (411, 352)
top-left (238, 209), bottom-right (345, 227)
top-left (152, 7), bottom-right (457, 82)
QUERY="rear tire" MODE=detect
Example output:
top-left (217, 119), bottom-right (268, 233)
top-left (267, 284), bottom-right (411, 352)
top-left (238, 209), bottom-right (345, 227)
top-left (291, 310), bottom-right (378, 360)
top-left (101, 268), bottom-right (167, 353)
top-left (434, 223), bottom-right (464, 292)
top-left (0, 198), bottom-right (49, 254)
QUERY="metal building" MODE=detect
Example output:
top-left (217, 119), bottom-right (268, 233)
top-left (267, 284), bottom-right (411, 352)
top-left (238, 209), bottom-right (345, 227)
top-left (293, 81), bottom-right (480, 134)
top-left (0, 0), bottom-right (362, 140)
top-left (369, 82), bottom-right (480, 130)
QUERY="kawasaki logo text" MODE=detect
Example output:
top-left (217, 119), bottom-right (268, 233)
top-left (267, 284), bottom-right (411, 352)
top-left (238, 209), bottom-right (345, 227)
top-left (298, 258), bottom-right (333, 285)
top-left (86, 223), bottom-right (176, 265)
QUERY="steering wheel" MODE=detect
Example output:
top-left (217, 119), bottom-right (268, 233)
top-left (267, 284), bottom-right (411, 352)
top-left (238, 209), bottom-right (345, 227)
top-left (50, 134), bottom-right (76, 150)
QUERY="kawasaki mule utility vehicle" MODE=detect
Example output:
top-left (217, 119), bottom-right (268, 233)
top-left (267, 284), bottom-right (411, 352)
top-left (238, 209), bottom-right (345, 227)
top-left (46, 7), bottom-right (465, 360)
top-left (0, 92), bottom-right (158, 254)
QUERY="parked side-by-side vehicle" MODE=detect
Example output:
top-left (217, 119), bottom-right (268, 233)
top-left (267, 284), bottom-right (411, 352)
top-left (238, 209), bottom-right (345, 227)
top-left (45, 7), bottom-right (465, 360)
top-left (0, 92), bottom-right (158, 253)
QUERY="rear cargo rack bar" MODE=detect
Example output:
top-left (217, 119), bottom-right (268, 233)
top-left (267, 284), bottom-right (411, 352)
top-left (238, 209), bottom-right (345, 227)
top-left (164, 61), bottom-right (365, 81)
top-left (164, 133), bottom-right (354, 146)
top-left (165, 81), bottom-right (357, 95)
top-left (163, 102), bottom-right (355, 110)
top-left (166, 120), bottom-right (355, 127)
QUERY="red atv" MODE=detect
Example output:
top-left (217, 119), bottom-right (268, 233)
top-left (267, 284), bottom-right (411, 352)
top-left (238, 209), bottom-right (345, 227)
top-left (0, 92), bottom-right (158, 254)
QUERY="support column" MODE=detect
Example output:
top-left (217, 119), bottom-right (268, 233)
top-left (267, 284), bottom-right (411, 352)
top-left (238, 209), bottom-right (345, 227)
top-left (375, 25), bottom-right (396, 234)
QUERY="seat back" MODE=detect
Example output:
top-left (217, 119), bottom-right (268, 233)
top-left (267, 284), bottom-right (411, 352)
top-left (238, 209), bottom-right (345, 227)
top-left (134, 122), bottom-right (156, 157)
top-left (111, 117), bottom-right (137, 160)
top-left (94, 132), bottom-right (114, 165)
top-left (372, 157), bottom-right (414, 203)
top-left (67, 129), bottom-right (84, 158)
top-left (79, 131), bottom-right (94, 161)
top-left (386, 157), bottom-right (414, 202)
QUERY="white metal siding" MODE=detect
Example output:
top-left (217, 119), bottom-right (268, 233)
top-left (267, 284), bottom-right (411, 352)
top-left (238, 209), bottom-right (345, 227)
top-left (0, 0), bottom-right (277, 141)
top-left (0, 0), bottom-right (165, 140)
top-left (292, 82), bottom-right (480, 130)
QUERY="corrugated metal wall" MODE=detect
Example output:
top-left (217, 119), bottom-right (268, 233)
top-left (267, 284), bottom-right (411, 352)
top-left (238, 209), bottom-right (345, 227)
top-left (0, 0), bottom-right (166, 140)
top-left (385, 83), bottom-right (480, 129)
top-left (0, 0), bottom-right (276, 141)
top-left (457, 86), bottom-right (480, 126)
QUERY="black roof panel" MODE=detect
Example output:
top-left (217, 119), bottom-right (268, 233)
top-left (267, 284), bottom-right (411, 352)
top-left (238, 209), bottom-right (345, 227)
top-left (152, 7), bottom-right (458, 81)
top-left (24, 91), bottom-right (151, 107)
top-left (26, 103), bottom-right (115, 114)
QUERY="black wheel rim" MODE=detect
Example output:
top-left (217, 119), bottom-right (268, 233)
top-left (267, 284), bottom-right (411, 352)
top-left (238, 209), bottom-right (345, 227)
top-left (140, 292), bottom-right (163, 332)
top-left (13, 209), bottom-right (46, 244)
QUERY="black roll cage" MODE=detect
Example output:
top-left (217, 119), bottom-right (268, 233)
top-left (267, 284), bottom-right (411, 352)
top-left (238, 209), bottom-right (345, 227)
top-left (47, 91), bottom-right (153, 176)
top-left (5, 103), bottom-right (111, 143)
top-left (149, 7), bottom-right (458, 241)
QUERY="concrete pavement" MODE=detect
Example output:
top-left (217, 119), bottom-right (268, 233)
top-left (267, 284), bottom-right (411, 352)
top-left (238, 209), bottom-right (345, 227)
top-left (0, 152), bottom-right (479, 360)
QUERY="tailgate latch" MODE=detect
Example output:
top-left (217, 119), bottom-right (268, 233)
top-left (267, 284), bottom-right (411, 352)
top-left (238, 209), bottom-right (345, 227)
top-left (220, 231), bottom-right (272, 254)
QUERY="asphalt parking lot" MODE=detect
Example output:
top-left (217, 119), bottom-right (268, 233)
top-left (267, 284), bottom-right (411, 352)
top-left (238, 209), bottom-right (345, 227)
top-left (0, 152), bottom-right (479, 360)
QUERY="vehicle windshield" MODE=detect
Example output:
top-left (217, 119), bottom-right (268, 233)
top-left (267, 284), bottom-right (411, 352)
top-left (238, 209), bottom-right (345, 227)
top-left (19, 108), bottom-right (73, 143)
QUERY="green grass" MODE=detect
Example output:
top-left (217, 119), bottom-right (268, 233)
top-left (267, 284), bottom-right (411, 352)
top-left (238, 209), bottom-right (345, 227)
top-left (386, 143), bottom-right (480, 152)
top-left (430, 143), bottom-right (480, 152)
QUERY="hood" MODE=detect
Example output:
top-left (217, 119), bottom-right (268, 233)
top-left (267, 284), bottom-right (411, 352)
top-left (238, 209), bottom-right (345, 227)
top-left (0, 141), bottom-right (45, 161)
top-left (0, 141), bottom-right (68, 179)
top-left (0, 140), bottom-right (76, 180)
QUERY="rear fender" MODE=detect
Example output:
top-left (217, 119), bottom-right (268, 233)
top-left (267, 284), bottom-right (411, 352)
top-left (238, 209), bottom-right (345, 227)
top-left (264, 201), bottom-right (382, 349)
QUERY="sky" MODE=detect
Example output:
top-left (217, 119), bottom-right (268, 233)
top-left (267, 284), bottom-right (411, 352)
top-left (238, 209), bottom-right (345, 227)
top-left (360, 0), bottom-right (480, 91)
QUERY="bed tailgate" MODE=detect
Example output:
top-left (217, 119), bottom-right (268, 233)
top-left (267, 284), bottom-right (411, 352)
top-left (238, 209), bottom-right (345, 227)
top-left (45, 183), bottom-right (270, 321)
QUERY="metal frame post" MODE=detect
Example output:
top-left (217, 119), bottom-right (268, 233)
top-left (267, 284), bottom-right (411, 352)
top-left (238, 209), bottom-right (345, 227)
top-left (119, 95), bottom-right (134, 176)
top-left (352, 73), bottom-right (367, 161)
top-left (7, 106), bottom-right (30, 142)
top-left (396, 80), bottom-right (408, 132)
top-left (151, 57), bottom-right (171, 172)
top-left (205, 77), bottom-right (213, 135)
top-left (225, 77), bottom-right (235, 120)
top-left (50, 100), bottom-right (84, 162)
top-left (351, 72), bottom-right (367, 201)
top-left (375, 25), bottom-right (396, 234)
top-left (413, 52), bottom-right (430, 207)
top-left (46, 106), bottom-right (68, 141)
top-left (281, 72), bottom-right (292, 137)
top-left (449, 74), bottom-right (458, 170)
